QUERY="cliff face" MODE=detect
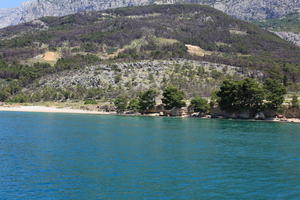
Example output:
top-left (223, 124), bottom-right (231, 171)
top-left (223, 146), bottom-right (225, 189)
top-left (0, 0), bottom-right (299, 28)
top-left (0, 8), bottom-right (21, 28)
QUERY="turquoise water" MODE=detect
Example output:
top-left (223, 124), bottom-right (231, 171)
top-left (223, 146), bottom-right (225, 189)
top-left (0, 112), bottom-right (300, 199)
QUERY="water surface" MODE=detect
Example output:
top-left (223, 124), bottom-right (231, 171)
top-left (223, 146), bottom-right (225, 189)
top-left (0, 112), bottom-right (300, 199)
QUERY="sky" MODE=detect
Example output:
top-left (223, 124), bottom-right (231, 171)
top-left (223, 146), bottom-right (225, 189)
top-left (0, 0), bottom-right (26, 8)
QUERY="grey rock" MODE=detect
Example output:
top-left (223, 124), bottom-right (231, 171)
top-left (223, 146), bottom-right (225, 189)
top-left (255, 112), bottom-right (266, 120)
top-left (237, 111), bottom-right (250, 119)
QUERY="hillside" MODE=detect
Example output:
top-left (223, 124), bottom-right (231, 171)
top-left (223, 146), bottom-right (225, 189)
top-left (0, 4), bottom-right (299, 102)
top-left (254, 12), bottom-right (300, 46)
top-left (0, 0), bottom-right (299, 28)
top-left (254, 12), bottom-right (300, 32)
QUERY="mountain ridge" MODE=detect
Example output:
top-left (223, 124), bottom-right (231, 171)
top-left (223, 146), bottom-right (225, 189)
top-left (0, 0), bottom-right (299, 28)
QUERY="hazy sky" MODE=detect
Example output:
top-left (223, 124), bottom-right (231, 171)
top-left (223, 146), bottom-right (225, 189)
top-left (0, 0), bottom-right (26, 8)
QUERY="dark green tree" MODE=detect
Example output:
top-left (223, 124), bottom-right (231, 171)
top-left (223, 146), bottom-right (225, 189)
top-left (239, 78), bottom-right (265, 112)
top-left (263, 78), bottom-right (287, 110)
top-left (138, 89), bottom-right (158, 112)
top-left (216, 79), bottom-right (240, 112)
top-left (189, 97), bottom-right (209, 113)
top-left (114, 97), bottom-right (128, 113)
top-left (217, 78), bottom-right (264, 113)
top-left (162, 86), bottom-right (186, 109)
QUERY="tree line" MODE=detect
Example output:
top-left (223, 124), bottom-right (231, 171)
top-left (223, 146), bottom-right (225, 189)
top-left (113, 78), bottom-right (299, 117)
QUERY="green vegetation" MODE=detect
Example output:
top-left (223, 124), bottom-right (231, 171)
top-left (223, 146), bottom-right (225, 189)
top-left (3, 86), bottom-right (106, 103)
top-left (128, 98), bottom-right (140, 112)
top-left (0, 4), bottom-right (299, 107)
top-left (138, 89), bottom-right (158, 112)
top-left (217, 78), bottom-right (265, 113)
top-left (291, 95), bottom-right (299, 108)
top-left (0, 91), bottom-right (8, 102)
top-left (263, 79), bottom-right (287, 110)
top-left (0, 54), bottom-right (101, 100)
top-left (189, 97), bottom-right (209, 114)
top-left (254, 14), bottom-right (300, 32)
top-left (217, 78), bottom-right (286, 114)
top-left (114, 97), bottom-right (128, 113)
top-left (55, 54), bottom-right (101, 71)
top-left (162, 86), bottom-right (186, 109)
top-left (84, 99), bottom-right (97, 104)
top-left (0, 5), bottom-right (299, 90)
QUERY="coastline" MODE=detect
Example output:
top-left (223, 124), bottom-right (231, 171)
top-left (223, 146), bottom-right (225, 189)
top-left (0, 105), bottom-right (116, 115)
top-left (1, 105), bottom-right (300, 123)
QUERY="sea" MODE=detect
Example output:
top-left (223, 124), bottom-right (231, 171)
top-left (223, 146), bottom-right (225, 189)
top-left (0, 111), bottom-right (300, 199)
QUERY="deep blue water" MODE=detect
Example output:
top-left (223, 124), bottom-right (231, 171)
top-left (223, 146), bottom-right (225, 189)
top-left (0, 111), bottom-right (300, 200)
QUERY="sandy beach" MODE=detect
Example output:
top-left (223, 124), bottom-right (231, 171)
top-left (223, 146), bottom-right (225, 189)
top-left (0, 105), bottom-right (115, 115)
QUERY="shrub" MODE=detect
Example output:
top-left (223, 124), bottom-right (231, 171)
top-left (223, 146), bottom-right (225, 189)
top-left (84, 99), bottom-right (97, 105)
top-left (9, 93), bottom-right (30, 103)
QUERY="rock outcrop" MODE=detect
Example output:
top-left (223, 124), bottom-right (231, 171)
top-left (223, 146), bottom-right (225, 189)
top-left (274, 32), bottom-right (300, 46)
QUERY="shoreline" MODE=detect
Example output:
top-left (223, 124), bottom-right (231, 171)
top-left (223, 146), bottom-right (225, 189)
top-left (0, 105), bottom-right (116, 115)
top-left (0, 105), bottom-right (300, 123)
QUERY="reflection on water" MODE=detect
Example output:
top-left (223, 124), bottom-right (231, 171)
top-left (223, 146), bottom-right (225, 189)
top-left (0, 112), bottom-right (300, 199)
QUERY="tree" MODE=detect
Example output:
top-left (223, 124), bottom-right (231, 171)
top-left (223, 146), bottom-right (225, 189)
top-left (291, 95), bottom-right (299, 108)
top-left (283, 75), bottom-right (288, 86)
top-left (239, 78), bottom-right (265, 112)
top-left (114, 97), bottom-right (128, 113)
top-left (138, 89), bottom-right (158, 112)
top-left (209, 91), bottom-right (218, 109)
top-left (128, 98), bottom-right (140, 112)
top-left (263, 78), bottom-right (287, 110)
top-left (189, 97), bottom-right (209, 113)
top-left (162, 86), bottom-right (186, 109)
top-left (0, 90), bottom-right (8, 102)
top-left (217, 78), bottom-right (264, 113)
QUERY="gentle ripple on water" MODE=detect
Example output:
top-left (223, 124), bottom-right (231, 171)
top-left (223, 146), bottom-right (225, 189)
top-left (0, 112), bottom-right (300, 199)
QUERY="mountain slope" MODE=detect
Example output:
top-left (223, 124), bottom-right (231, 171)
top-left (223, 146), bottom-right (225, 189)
top-left (0, 4), bottom-right (300, 101)
top-left (0, 0), bottom-right (299, 28)
top-left (254, 12), bottom-right (300, 46)
top-left (1, 5), bottom-right (299, 64)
